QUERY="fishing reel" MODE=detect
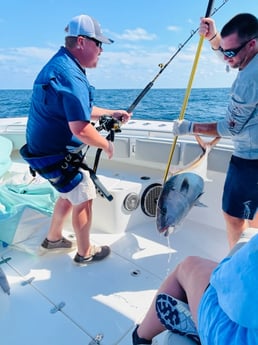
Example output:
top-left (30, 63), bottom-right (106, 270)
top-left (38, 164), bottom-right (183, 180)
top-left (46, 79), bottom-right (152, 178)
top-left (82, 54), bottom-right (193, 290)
top-left (98, 115), bottom-right (121, 133)
top-left (92, 115), bottom-right (122, 178)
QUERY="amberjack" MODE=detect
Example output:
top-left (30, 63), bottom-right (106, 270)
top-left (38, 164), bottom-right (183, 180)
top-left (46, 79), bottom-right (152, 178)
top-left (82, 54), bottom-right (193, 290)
top-left (156, 136), bottom-right (219, 236)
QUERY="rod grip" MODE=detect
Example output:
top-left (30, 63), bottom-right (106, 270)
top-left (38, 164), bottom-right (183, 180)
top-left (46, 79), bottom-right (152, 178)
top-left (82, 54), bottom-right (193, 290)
top-left (205, 0), bottom-right (215, 17)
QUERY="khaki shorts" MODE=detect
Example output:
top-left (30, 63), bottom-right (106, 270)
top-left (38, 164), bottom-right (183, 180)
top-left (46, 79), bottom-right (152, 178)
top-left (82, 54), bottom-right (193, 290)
top-left (59, 170), bottom-right (96, 205)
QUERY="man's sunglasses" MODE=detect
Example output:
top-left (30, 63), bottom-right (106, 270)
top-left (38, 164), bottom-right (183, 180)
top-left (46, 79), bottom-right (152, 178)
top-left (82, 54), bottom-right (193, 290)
top-left (218, 36), bottom-right (257, 58)
top-left (79, 36), bottom-right (102, 48)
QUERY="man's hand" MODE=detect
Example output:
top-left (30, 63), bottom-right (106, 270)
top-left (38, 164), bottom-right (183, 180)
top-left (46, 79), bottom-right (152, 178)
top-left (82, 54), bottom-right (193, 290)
top-left (91, 106), bottom-right (132, 123)
top-left (199, 17), bottom-right (217, 41)
top-left (112, 110), bottom-right (132, 123)
top-left (172, 120), bottom-right (194, 136)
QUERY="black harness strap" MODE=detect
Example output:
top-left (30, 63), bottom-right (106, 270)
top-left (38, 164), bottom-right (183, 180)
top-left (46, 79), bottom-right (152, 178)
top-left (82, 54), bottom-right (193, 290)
top-left (20, 145), bottom-right (113, 201)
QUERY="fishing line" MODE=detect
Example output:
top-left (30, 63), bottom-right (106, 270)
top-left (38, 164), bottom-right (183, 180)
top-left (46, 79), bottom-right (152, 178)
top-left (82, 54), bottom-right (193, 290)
top-left (162, 0), bottom-right (228, 183)
top-left (126, 0), bottom-right (230, 113)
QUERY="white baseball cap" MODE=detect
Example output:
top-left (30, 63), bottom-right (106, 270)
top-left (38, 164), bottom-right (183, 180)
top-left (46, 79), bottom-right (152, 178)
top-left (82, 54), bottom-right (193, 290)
top-left (65, 14), bottom-right (113, 44)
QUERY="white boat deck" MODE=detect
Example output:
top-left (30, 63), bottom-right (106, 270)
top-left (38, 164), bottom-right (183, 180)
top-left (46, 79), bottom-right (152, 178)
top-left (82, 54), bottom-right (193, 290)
top-left (0, 118), bottom-right (232, 345)
top-left (0, 218), bottom-right (228, 345)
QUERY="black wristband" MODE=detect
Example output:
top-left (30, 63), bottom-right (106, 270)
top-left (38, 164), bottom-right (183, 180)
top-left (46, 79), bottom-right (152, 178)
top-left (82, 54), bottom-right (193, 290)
top-left (209, 32), bottom-right (217, 41)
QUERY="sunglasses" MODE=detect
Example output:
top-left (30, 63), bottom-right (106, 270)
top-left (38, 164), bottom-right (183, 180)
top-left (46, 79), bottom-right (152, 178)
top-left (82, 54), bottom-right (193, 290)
top-left (218, 37), bottom-right (257, 58)
top-left (79, 36), bottom-right (102, 48)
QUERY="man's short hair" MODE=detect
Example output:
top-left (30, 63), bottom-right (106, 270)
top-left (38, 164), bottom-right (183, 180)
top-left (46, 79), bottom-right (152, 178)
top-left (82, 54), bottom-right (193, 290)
top-left (65, 36), bottom-right (78, 49)
top-left (221, 13), bottom-right (258, 41)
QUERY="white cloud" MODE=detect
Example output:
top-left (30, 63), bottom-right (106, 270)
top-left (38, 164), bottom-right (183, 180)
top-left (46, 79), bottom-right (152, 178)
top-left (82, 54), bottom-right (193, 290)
top-left (0, 47), bottom-right (55, 60)
top-left (167, 25), bottom-right (180, 32)
top-left (114, 28), bottom-right (156, 41)
top-left (0, 46), bottom-right (56, 89)
top-left (0, 43), bottom-right (237, 90)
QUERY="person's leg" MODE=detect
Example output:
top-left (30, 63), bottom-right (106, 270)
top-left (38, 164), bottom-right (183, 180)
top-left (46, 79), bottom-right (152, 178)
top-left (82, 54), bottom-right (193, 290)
top-left (222, 156), bottom-right (258, 249)
top-left (227, 226), bottom-right (258, 256)
top-left (223, 211), bottom-right (258, 250)
top-left (134, 256), bottom-right (217, 344)
top-left (72, 199), bottom-right (92, 257)
top-left (72, 199), bottom-right (111, 264)
top-left (223, 212), bottom-right (247, 249)
top-left (155, 293), bottom-right (200, 343)
top-left (248, 211), bottom-right (258, 228)
top-left (40, 197), bottom-right (74, 252)
top-left (175, 256), bottom-right (217, 325)
top-left (45, 171), bottom-right (110, 263)
top-left (45, 197), bottom-right (72, 241)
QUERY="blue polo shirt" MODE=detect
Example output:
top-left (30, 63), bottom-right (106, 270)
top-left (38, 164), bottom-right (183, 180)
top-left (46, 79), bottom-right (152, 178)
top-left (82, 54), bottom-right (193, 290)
top-left (26, 46), bottom-right (95, 155)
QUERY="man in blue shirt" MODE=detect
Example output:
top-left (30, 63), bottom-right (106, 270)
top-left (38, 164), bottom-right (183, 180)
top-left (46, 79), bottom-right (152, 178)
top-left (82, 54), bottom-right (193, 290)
top-left (24, 14), bottom-right (131, 265)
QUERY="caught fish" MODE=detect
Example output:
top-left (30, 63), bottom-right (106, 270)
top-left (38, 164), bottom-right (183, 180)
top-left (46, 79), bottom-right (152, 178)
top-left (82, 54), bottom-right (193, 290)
top-left (156, 172), bottom-right (204, 236)
top-left (156, 135), bottom-right (219, 236)
top-left (0, 266), bottom-right (10, 295)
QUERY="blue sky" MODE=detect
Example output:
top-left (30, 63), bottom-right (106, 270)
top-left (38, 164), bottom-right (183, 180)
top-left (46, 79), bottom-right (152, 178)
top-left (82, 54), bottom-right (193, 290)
top-left (0, 0), bottom-right (257, 90)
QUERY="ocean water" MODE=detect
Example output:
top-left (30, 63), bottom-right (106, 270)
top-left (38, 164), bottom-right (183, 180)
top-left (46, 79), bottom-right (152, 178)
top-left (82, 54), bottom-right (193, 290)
top-left (0, 88), bottom-right (230, 122)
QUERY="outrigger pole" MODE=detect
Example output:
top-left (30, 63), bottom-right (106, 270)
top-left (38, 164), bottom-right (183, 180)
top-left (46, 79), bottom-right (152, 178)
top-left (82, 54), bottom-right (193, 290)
top-left (163, 0), bottom-right (217, 183)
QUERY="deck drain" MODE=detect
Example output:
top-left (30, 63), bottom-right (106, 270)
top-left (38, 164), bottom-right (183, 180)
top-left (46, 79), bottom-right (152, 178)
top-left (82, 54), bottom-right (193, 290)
top-left (130, 269), bottom-right (141, 277)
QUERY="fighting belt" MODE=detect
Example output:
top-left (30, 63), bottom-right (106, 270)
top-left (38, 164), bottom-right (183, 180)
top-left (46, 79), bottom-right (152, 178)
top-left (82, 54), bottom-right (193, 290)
top-left (19, 144), bottom-right (113, 201)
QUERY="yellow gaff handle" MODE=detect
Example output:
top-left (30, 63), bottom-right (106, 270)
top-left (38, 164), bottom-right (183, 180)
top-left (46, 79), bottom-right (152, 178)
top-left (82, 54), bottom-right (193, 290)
top-left (163, 35), bottom-right (205, 183)
top-left (163, 0), bottom-right (215, 184)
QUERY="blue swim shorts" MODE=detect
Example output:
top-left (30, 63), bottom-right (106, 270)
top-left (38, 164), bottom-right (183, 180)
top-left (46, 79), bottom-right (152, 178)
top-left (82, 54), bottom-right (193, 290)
top-left (222, 155), bottom-right (258, 219)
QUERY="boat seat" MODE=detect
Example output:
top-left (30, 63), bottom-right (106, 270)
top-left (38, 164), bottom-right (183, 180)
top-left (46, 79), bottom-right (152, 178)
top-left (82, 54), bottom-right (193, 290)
top-left (0, 174), bottom-right (57, 253)
top-left (0, 135), bottom-right (13, 178)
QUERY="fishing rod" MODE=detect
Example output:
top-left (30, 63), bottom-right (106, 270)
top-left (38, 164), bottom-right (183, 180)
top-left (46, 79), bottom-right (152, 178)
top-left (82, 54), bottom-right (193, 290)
top-left (126, 0), bottom-right (230, 114)
top-left (92, 0), bottom-right (229, 174)
top-left (86, 0), bottom-right (229, 197)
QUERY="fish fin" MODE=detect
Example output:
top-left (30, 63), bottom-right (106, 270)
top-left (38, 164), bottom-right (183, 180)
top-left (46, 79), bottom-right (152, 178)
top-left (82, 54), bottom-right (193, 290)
top-left (194, 199), bottom-right (207, 207)
top-left (180, 178), bottom-right (189, 195)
